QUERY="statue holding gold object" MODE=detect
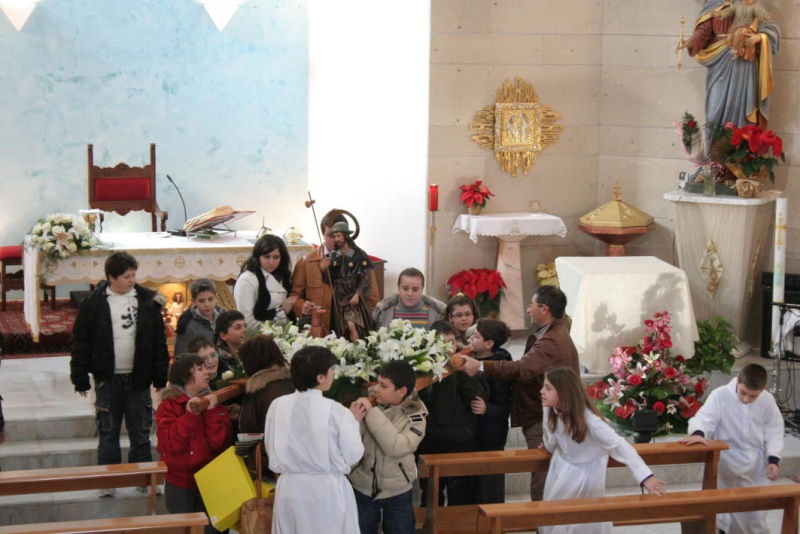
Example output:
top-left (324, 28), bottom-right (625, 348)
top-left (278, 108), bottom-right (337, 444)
top-left (677, 0), bottom-right (780, 137)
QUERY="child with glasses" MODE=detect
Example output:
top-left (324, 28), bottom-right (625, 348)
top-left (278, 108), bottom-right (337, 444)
top-left (445, 295), bottom-right (480, 350)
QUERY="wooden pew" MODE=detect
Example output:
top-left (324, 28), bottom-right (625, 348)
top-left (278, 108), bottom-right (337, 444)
top-left (0, 512), bottom-right (209, 534)
top-left (0, 461), bottom-right (167, 515)
top-left (478, 484), bottom-right (800, 534)
top-left (417, 440), bottom-right (728, 533)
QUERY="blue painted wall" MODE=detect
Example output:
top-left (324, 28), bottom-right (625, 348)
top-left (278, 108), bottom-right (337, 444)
top-left (0, 0), bottom-right (308, 241)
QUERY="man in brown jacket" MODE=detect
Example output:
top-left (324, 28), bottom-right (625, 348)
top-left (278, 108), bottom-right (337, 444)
top-left (290, 210), bottom-right (378, 333)
top-left (461, 285), bottom-right (579, 501)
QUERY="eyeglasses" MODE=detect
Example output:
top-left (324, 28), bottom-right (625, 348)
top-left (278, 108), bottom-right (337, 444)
top-left (451, 312), bottom-right (473, 319)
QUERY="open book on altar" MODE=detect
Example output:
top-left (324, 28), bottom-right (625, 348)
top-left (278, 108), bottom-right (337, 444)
top-left (183, 206), bottom-right (255, 233)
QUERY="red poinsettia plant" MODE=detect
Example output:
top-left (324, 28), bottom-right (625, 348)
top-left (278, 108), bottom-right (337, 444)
top-left (715, 122), bottom-right (785, 182)
top-left (588, 311), bottom-right (707, 436)
top-left (459, 180), bottom-right (495, 208)
top-left (447, 268), bottom-right (506, 317)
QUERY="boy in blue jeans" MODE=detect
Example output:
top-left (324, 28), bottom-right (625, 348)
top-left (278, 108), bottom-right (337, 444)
top-left (349, 360), bottom-right (427, 534)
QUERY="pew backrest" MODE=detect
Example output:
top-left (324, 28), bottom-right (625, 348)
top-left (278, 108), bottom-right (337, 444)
top-left (0, 461), bottom-right (167, 515)
top-left (417, 440), bottom-right (728, 533)
top-left (0, 512), bottom-right (209, 534)
top-left (478, 484), bottom-right (800, 534)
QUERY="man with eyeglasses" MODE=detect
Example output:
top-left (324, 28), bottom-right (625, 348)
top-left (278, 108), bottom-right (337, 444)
top-left (290, 210), bottom-right (378, 334)
top-left (461, 285), bottom-right (579, 501)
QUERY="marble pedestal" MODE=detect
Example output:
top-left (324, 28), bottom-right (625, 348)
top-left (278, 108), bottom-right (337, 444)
top-left (496, 235), bottom-right (527, 330)
top-left (664, 190), bottom-right (779, 355)
top-left (452, 213), bottom-right (567, 330)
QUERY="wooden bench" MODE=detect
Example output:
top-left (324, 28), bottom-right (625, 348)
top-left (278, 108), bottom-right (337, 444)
top-left (0, 512), bottom-right (209, 533)
top-left (417, 440), bottom-right (728, 533)
top-left (478, 484), bottom-right (800, 534)
top-left (0, 461), bottom-right (167, 515)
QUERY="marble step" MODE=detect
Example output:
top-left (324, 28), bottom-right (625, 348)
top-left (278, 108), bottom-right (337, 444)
top-left (0, 487), bottom-right (167, 527)
top-left (0, 435), bottom-right (159, 472)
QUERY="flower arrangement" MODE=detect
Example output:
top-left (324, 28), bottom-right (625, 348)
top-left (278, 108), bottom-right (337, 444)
top-left (716, 122), bottom-right (785, 183)
top-left (261, 318), bottom-right (452, 388)
top-left (27, 213), bottom-right (100, 260)
top-left (676, 112), bottom-right (785, 197)
top-left (217, 358), bottom-right (247, 386)
top-left (446, 268), bottom-right (507, 318)
top-left (536, 262), bottom-right (560, 288)
top-left (459, 180), bottom-right (495, 208)
top-left (588, 311), bottom-right (707, 436)
top-left (677, 111), bottom-right (700, 158)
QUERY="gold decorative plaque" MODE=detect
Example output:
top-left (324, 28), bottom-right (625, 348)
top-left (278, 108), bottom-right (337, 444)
top-left (469, 77), bottom-right (562, 177)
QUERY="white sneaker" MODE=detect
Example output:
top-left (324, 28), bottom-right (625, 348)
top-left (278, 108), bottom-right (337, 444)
top-left (98, 488), bottom-right (116, 498)
top-left (137, 484), bottom-right (164, 496)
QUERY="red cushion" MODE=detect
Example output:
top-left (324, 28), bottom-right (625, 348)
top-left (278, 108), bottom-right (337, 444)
top-left (94, 177), bottom-right (152, 201)
top-left (0, 245), bottom-right (22, 260)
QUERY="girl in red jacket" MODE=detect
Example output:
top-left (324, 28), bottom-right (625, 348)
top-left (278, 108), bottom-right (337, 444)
top-left (156, 354), bottom-right (234, 533)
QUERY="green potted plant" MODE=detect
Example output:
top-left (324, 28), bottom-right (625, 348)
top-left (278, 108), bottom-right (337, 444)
top-left (684, 316), bottom-right (738, 376)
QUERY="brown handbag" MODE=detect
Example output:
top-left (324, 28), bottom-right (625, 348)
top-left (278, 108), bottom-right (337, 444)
top-left (239, 442), bottom-right (274, 534)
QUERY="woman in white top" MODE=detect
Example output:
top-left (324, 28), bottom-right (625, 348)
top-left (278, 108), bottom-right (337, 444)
top-left (265, 346), bottom-right (365, 534)
top-left (539, 367), bottom-right (666, 534)
top-left (234, 234), bottom-right (297, 330)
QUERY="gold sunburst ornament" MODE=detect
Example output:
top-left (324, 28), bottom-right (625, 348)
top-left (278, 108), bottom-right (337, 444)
top-left (469, 77), bottom-right (563, 177)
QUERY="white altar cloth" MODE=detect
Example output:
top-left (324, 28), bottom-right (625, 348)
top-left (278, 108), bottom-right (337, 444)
top-left (556, 256), bottom-right (698, 373)
top-left (23, 231), bottom-right (312, 342)
top-left (452, 212), bottom-right (567, 243)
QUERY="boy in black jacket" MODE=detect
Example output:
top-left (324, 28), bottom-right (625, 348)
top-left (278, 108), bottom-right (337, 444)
top-left (469, 318), bottom-right (513, 503)
top-left (417, 321), bottom-right (489, 506)
top-left (70, 252), bottom-right (169, 496)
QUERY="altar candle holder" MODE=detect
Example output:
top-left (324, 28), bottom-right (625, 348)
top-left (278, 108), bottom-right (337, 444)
top-left (429, 184), bottom-right (439, 212)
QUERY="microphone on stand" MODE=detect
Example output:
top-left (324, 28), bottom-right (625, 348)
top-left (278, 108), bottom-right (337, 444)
top-left (166, 174), bottom-right (188, 236)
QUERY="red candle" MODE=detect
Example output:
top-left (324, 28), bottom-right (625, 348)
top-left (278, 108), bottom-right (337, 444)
top-left (429, 184), bottom-right (439, 211)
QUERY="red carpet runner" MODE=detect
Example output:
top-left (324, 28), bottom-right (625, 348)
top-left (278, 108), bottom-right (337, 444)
top-left (0, 300), bottom-right (76, 357)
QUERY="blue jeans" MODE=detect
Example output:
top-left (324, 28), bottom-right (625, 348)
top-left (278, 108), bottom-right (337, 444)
top-left (354, 488), bottom-right (415, 534)
top-left (95, 374), bottom-right (153, 465)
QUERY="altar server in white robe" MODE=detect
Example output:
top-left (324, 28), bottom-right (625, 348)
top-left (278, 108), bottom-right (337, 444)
top-left (265, 346), bottom-right (365, 534)
top-left (681, 363), bottom-right (784, 534)
top-left (539, 367), bottom-right (666, 534)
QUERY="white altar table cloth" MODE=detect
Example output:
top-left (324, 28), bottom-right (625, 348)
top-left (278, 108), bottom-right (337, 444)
top-left (452, 212), bottom-right (567, 243)
top-left (23, 231), bottom-right (312, 342)
top-left (556, 256), bottom-right (698, 373)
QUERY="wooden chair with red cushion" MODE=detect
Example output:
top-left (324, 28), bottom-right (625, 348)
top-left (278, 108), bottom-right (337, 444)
top-left (0, 245), bottom-right (56, 312)
top-left (88, 143), bottom-right (168, 232)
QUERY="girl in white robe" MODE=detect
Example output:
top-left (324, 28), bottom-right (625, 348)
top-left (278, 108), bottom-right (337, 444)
top-left (539, 367), bottom-right (666, 534)
top-left (681, 364), bottom-right (784, 534)
top-left (265, 346), bottom-right (365, 534)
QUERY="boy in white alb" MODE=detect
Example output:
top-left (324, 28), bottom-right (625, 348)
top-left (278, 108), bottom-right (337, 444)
top-left (681, 363), bottom-right (784, 534)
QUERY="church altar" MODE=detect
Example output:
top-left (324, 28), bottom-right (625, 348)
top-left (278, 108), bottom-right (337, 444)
top-left (23, 231), bottom-right (312, 342)
top-left (453, 213), bottom-right (567, 329)
top-left (556, 256), bottom-right (698, 373)
top-left (664, 189), bottom-right (779, 355)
